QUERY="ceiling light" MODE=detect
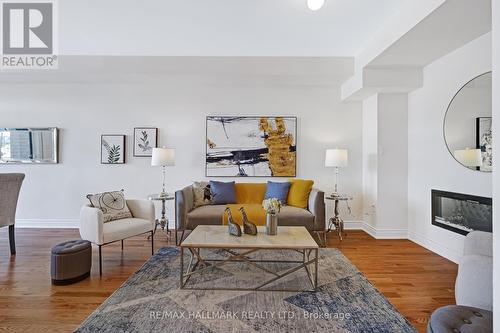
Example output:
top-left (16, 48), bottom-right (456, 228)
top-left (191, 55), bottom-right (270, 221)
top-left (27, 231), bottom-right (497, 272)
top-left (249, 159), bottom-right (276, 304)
top-left (307, 0), bottom-right (325, 11)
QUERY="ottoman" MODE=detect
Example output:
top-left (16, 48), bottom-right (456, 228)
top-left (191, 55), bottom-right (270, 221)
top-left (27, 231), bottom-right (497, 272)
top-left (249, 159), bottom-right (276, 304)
top-left (51, 240), bottom-right (92, 285)
top-left (427, 305), bottom-right (492, 333)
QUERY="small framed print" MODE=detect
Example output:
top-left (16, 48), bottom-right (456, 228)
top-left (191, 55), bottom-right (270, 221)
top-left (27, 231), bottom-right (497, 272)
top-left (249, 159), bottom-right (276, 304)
top-left (133, 127), bottom-right (158, 157)
top-left (101, 135), bottom-right (126, 164)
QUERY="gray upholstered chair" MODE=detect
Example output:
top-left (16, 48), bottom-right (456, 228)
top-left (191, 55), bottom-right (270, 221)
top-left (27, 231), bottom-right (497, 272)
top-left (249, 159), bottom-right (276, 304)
top-left (0, 173), bottom-right (25, 255)
top-left (455, 230), bottom-right (493, 311)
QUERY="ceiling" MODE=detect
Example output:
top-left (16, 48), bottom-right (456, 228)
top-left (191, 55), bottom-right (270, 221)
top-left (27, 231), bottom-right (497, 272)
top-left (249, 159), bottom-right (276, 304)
top-left (59, 0), bottom-right (412, 57)
top-left (0, 56), bottom-right (354, 85)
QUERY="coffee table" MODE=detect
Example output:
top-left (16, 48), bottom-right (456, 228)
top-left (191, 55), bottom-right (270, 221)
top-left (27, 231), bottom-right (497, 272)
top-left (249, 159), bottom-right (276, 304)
top-left (179, 225), bottom-right (319, 292)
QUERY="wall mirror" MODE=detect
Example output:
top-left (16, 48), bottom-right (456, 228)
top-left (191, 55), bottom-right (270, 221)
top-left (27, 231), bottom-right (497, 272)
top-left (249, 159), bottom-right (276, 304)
top-left (444, 72), bottom-right (492, 172)
top-left (0, 128), bottom-right (59, 164)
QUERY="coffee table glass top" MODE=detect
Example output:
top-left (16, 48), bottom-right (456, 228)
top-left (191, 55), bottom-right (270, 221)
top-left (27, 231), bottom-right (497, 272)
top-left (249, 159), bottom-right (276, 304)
top-left (181, 225), bottom-right (318, 249)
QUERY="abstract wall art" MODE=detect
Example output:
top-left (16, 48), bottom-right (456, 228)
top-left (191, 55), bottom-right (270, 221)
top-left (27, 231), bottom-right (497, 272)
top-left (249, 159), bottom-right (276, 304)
top-left (206, 116), bottom-right (297, 177)
top-left (476, 117), bottom-right (492, 172)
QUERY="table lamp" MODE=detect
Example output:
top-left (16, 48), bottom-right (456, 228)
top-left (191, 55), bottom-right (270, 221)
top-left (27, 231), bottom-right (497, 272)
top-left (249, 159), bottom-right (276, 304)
top-left (325, 149), bottom-right (348, 196)
top-left (453, 148), bottom-right (482, 168)
top-left (151, 147), bottom-right (175, 198)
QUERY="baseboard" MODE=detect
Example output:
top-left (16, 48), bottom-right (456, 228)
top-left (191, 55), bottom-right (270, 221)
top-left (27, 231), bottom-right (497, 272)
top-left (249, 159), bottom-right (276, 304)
top-left (343, 221), bottom-right (364, 230)
top-left (362, 222), bottom-right (408, 239)
top-left (407, 230), bottom-right (460, 264)
top-left (16, 219), bottom-right (79, 229)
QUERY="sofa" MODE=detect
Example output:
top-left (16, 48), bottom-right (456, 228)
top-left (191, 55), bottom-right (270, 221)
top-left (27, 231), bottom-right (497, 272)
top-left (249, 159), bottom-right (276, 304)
top-left (175, 182), bottom-right (325, 244)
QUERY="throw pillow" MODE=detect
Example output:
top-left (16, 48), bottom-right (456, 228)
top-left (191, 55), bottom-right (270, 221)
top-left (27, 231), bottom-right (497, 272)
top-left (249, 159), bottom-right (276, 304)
top-left (265, 181), bottom-right (291, 205)
top-left (86, 190), bottom-right (133, 223)
top-left (192, 181), bottom-right (212, 208)
top-left (287, 179), bottom-right (314, 209)
top-left (210, 181), bottom-right (237, 205)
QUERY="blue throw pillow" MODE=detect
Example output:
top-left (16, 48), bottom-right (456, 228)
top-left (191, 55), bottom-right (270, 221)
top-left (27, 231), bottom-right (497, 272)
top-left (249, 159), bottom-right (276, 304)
top-left (265, 181), bottom-right (291, 205)
top-left (209, 181), bottom-right (237, 205)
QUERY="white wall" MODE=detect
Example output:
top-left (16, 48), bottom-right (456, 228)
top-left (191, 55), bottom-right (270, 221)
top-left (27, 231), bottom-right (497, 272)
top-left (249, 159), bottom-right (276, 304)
top-left (362, 93), bottom-right (408, 237)
top-left (492, 0), bottom-right (499, 329)
top-left (0, 77), bottom-right (363, 227)
top-left (407, 32), bottom-right (492, 263)
top-left (362, 95), bottom-right (378, 228)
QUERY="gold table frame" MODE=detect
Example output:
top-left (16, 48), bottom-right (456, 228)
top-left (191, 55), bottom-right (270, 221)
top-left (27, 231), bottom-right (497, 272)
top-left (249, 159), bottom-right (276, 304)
top-left (179, 246), bottom-right (319, 292)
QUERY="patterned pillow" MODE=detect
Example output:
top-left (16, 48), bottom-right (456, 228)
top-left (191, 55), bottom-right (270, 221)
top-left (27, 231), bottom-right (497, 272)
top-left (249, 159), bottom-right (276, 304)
top-left (192, 181), bottom-right (212, 208)
top-left (86, 190), bottom-right (133, 223)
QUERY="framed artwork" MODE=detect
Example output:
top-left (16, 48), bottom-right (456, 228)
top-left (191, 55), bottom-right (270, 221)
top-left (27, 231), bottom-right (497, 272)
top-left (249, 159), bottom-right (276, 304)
top-left (101, 135), bottom-right (126, 164)
top-left (133, 127), bottom-right (158, 157)
top-left (476, 117), bottom-right (492, 172)
top-left (206, 116), bottom-right (297, 177)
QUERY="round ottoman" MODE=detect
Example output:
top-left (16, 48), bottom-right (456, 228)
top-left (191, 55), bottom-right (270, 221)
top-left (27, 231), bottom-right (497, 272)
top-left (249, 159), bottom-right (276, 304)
top-left (427, 305), bottom-right (492, 333)
top-left (51, 240), bottom-right (92, 285)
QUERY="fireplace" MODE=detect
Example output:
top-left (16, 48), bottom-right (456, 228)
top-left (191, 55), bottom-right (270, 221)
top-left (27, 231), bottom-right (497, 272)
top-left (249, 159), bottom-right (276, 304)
top-left (431, 190), bottom-right (492, 235)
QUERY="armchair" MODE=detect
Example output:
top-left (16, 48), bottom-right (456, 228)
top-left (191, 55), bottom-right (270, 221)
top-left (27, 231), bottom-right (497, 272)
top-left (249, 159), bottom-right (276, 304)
top-left (79, 199), bottom-right (155, 275)
top-left (0, 173), bottom-right (25, 255)
top-left (455, 231), bottom-right (493, 311)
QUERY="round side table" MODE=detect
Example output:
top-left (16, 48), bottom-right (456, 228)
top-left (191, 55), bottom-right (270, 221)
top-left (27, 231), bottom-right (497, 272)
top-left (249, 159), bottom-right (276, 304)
top-left (148, 193), bottom-right (174, 239)
top-left (325, 194), bottom-right (353, 241)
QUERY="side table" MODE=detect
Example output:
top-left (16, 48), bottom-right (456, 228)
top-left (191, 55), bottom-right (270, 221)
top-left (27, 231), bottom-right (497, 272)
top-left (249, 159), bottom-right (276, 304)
top-left (325, 194), bottom-right (353, 241)
top-left (148, 193), bottom-right (175, 239)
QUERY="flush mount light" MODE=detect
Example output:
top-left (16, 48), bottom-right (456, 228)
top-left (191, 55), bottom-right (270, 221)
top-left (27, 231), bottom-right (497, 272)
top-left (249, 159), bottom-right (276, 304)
top-left (307, 0), bottom-right (325, 11)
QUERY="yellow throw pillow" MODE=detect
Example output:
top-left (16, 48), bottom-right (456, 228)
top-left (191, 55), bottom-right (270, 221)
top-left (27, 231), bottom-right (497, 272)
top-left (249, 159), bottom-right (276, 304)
top-left (287, 179), bottom-right (314, 209)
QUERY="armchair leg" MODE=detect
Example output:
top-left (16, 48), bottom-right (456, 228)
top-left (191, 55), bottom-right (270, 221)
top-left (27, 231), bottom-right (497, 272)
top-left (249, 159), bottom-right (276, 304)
top-left (121, 240), bottom-right (124, 251)
top-left (9, 225), bottom-right (15, 255)
top-left (98, 245), bottom-right (102, 276)
top-left (151, 230), bottom-right (154, 255)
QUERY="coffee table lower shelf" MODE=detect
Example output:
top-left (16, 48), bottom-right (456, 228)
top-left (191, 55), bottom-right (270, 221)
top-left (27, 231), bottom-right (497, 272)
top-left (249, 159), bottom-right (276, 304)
top-left (179, 247), bottom-right (319, 292)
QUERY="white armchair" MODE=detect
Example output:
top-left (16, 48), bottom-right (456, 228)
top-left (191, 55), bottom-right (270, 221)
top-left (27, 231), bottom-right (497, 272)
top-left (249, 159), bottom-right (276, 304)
top-left (79, 199), bottom-right (155, 276)
top-left (455, 231), bottom-right (493, 311)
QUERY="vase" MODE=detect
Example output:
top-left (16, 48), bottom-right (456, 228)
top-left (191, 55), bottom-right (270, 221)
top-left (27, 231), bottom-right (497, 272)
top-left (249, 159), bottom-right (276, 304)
top-left (266, 213), bottom-right (278, 235)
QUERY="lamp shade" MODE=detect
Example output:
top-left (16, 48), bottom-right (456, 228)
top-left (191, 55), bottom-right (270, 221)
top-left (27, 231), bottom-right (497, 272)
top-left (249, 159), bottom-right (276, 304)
top-left (454, 148), bottom-right (482, 167)
top-left (151, 148), bottom-right (175, 166)
top-left (325, 149), bottom-right (348, 167)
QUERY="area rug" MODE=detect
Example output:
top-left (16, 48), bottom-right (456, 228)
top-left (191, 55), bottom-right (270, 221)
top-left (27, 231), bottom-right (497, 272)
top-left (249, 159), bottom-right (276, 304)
top-left (76, 247), bottom-right (417, 333)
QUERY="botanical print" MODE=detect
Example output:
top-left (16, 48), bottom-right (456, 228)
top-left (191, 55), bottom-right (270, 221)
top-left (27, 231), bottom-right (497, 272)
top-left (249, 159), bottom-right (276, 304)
top-left (206, 116), bottom-right (296, 177)
top-left (101, 135), bottom-right (125, 164)
top-left (477, 117), bottom-right (492, 172)
top-left (134, 128), bottom-right (158, 157)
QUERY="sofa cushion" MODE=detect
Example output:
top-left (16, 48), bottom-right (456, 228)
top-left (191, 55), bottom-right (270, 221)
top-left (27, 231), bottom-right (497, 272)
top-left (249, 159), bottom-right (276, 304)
top-left (86, 190), bottom-right (133, 223)
top-left (278, 206), bottom-right (315, 229)
top-left (235, 183), bottom-right (267, 204)
top-left (265, 181), bottom-right (291, 204)
top-left (186, 205), bottom-right (226, 229)
top-left (287, 179), bottom-right (314, 209)
top-left (192, 181), bottom-right (212, 208)
top-left (210, 181), bottom-right (237, 205)
top-left (102, 218), bottom-right (152, 244)
top-left (223, 204), bottom-right (267, 226)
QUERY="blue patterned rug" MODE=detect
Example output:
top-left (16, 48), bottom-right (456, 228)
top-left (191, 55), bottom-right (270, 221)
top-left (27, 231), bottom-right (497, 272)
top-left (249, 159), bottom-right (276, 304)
top-left (76, 247), bottom-right (416, 333)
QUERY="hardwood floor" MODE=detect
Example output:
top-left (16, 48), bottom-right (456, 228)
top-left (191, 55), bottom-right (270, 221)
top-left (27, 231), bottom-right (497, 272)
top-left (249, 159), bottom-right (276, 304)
top-left (0, 228), bottom-right (457, 333)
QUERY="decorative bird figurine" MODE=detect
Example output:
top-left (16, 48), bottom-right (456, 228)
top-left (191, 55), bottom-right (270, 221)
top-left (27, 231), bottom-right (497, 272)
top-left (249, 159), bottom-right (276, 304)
top-left (239, 207), bottom-right (257, 235)
top-left (225, 207), bottom-right (242, 237)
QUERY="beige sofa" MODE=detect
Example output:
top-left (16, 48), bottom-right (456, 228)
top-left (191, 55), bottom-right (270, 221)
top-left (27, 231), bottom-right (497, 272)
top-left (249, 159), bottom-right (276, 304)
top-left (175, 183), bottom-right (325, 244)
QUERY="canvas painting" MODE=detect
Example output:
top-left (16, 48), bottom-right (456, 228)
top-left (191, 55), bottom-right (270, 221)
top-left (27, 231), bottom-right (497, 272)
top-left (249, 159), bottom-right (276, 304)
top-left (134, 127), bottom-right (158, 157)
top-left (101, 135), bottom-right (126, 164)
top-left (206, 116), bottom-right (297, 177)
top-left (476, 117), bottom-right (492, 172)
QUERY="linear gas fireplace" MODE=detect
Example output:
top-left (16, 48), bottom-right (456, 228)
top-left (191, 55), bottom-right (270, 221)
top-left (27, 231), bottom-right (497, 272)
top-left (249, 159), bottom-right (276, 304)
top-left (432, 190), bottom-right (492, 235)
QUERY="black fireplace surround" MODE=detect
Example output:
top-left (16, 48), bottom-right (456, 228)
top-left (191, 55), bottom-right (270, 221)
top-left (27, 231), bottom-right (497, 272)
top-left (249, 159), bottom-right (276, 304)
top-left (431, 189), bottom-right (492, 236)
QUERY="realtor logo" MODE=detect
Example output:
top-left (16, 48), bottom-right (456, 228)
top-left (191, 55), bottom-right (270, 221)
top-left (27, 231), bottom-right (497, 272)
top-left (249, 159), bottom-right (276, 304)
top-left (1, 0), bottom-right (57, 69)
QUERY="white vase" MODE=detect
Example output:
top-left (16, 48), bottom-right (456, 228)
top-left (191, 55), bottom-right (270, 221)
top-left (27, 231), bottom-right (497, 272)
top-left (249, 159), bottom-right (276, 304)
top-left (266, 213), bottom-right (278, 235)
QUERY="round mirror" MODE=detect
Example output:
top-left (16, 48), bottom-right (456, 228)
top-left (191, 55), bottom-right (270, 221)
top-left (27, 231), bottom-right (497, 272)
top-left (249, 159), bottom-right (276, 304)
top-left (444, 72), bottom-right (492, 172)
